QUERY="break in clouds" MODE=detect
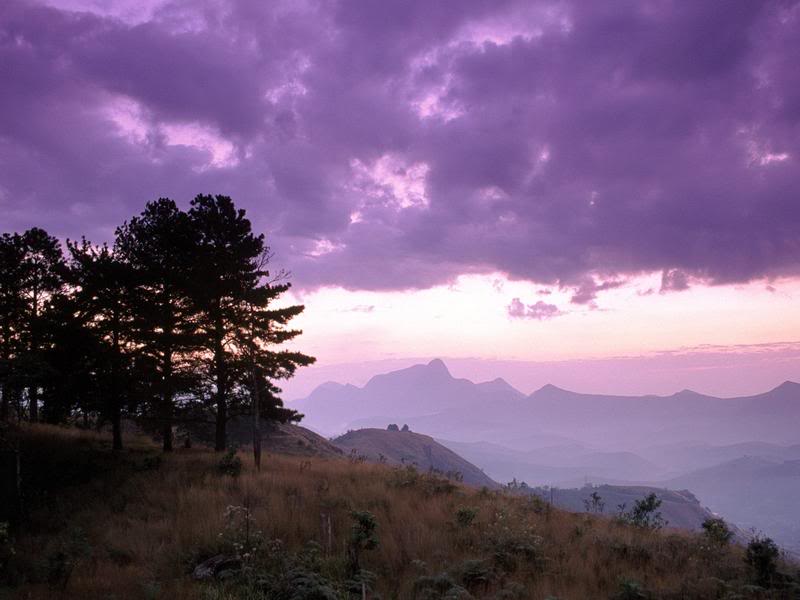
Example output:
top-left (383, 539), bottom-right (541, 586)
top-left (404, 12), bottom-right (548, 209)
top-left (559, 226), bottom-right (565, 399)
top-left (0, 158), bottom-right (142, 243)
top-left (1, 0), bottom-right (799, 298)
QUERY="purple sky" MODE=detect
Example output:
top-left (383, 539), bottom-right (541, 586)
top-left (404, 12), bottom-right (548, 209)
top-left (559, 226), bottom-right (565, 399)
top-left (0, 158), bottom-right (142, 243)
top-left (2, 0), bottom-right (799, 392)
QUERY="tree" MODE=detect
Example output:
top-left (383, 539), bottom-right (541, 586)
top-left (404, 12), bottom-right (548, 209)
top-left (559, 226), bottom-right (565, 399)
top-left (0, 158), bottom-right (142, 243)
top-left (187, 194), bottom-right (267, 451)
top-left (0, 233), bottom-right (26, 422)
top-left (239, 264), bottom-right (314, 468)
top-left (16, 228), bottom-right (66, 422)
top-left (745, 535), bottom-right (779, 588)
top-left (66, 240), bottom-right (137, 449)
top-left (115, 199), bottom-right (200, 451)
top-left (701, 517), bottom-right (733, 547)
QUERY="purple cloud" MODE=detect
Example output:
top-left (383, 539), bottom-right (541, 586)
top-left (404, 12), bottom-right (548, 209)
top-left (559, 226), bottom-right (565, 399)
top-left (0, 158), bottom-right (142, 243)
top-left (570, 278), bottom-right (626, 305)
top-left (1, 0), bottom-right (799, 296)
top-left (660, 269), bottom-right (691, 293)
top-left (508, 298), bottom-right (563, 320)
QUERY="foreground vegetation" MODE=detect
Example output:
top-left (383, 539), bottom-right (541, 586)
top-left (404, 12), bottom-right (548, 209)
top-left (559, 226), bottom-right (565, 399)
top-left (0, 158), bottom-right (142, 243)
top-left (2, 426), bottom-right (799, 599)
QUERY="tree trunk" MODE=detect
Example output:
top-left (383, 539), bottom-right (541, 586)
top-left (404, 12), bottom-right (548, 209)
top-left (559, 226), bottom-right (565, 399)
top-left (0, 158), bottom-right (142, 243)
top-left (110, 316), bottom-right (123, 451)
top-left (252, 367), bottom-right (261, 471)
top-left (162, 395), bottom-right (173, 452)
top-left (215, 395), bottom-right (227, 452)
top-left (111, 403), bottom-right (122, 451)
top-left (214, 327), bottom-right (227, 451)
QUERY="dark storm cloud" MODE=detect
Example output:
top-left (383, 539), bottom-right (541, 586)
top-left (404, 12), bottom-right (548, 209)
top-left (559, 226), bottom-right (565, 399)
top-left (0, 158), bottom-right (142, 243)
top-left (1, 0), bottom-right (799, 295)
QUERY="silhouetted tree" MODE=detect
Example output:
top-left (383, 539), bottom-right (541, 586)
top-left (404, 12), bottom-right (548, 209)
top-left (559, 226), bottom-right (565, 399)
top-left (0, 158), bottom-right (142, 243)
top-left (239, 262), bottom-right (314, 467)
top-left (188, 194), bottom-right (267, 451)
top-left (66, 240), bottom-right (137, 449)
top-left (115, 199), bottom-right (200, 451)
top-left (16, 228), bottom-right (66, 422)
top-left (0, 232), bottom-right (27, 422)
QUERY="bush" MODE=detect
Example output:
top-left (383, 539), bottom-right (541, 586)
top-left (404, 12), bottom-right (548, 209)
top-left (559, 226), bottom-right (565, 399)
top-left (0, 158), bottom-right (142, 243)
top-left (620, 494), bottom-right (666, 530)
top-left (701, 517), bottom-right (733, 546)
top-left (0, 522), bottom-right (14, 575)
top-left (217, 448), bottom-right (243, 477)
top-left (612, 578), bottom-right (649, 600)
top-left (346, 511), bottom-right (378, 576)
top-left (414, 572), bottom-right (473, 599)
top-left (455, 506), bottom-right (478, 528)
top-left (45, 527), bottom-right (92, 592)
top-left (745, 535), bottom-right (779, 588)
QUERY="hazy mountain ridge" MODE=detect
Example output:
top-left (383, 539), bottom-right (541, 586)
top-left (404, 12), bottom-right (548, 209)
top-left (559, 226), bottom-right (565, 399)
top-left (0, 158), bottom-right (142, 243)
top-left (292, 359), bottom-right (800, 552)
top-left (294, 359), bottom-right (800, 447)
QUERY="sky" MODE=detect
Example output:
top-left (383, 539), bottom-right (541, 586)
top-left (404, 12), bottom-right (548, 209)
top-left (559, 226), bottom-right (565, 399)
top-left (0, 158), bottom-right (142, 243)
top-left (1, 0), bottom-right (799, 396)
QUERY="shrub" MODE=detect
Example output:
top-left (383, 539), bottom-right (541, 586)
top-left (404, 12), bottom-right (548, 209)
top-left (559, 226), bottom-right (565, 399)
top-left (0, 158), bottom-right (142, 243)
top-left (220, 505), bottom-right (264, 567)
top-left (745, 535), bottom-right (779, 588)
top-left (414, 572), bottom-right (473, 599)
top-left (217, 448), bottom-right (242, 477)
top-left (346, 511), bottom-right (378, 576)
top-left (620, 494), bottom-right (666, 530)
top-left (612, 578), bottom-right (649, 600)
top-left (583, 491), bottom-right (605, 514)
top-left (457, 558), bottom-right (492, 591)
top-left (455, 506), bottom-right (478, 528)
top-left (0, 521), bottom-right (14, 575)
top-left (701, 517), bottom-right (733, 546)
top-left (45, 527), bottom-right (92, 591)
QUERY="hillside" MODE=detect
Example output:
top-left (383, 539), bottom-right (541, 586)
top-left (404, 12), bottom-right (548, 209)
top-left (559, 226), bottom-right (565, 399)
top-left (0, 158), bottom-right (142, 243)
top-left (520, 484), bottom-right (724, 533)
top-left (332, 427), bottom-right (497, 488)
top-left (3, 425), bottom-right (799, 599)
top-left (667, 457), bottom-right (800, 554)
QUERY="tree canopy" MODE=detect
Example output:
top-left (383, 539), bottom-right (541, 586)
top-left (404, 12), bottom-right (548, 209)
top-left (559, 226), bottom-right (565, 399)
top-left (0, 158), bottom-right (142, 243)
top-left (0, 195), bottom-right (314, 452)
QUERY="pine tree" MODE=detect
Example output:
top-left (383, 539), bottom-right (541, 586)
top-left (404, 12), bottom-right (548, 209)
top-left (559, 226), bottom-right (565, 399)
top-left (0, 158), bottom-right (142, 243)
top-left (0, 232), bottom-right (27, 422)
top-left (115, 199), bottom-right (200, 451)
top-left (188, 194), bottom-right (266, 451)
top-left (16, 228), bottom-right (65, 422)
top-left (66, 240), bottom-right (137, 449)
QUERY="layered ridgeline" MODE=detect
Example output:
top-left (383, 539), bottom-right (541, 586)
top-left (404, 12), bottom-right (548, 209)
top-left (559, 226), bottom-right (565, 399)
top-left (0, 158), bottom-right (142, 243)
top-left (291, 359), bottom-right (800, 553)
top-left (293, 359), bottom-right (800, 447)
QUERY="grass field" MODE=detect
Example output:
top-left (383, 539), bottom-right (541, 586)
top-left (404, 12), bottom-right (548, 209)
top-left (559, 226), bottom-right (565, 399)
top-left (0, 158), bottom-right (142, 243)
top-left (1, 425), bottom-right (797, 599)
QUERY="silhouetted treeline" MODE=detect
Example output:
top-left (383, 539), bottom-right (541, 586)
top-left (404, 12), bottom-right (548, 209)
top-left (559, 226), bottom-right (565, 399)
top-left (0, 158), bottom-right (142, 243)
top-left (0, 195), bottom-right (314, 451)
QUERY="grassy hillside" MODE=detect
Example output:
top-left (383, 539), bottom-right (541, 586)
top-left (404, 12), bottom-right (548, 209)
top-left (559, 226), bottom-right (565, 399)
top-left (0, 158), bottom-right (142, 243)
top-left (332, 428), bottom-right (497, 488)
top-left (518, 485), bottom-right (727, 533)
top-left (1, 425), bottom-right (799, 599)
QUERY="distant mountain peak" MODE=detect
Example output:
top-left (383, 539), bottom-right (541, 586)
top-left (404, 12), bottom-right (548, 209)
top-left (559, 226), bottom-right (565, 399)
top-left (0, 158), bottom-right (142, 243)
top-left (535, 383), bottom-right (566, 394)
top-left (773, 380), bottom-right (800, 392)
top-left (426, 358), bottom-right (450, 374)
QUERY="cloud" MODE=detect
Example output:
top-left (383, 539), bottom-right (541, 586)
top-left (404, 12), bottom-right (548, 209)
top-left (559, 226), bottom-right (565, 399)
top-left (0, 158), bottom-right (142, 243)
top-left (1, 0), bottom-right (800, 297)
top-left (660, 269), bottom-right (691, 292)
top-left (570, 278), bottom-right (626, 305)
top-left (507, 298), bottom-right (563, 320)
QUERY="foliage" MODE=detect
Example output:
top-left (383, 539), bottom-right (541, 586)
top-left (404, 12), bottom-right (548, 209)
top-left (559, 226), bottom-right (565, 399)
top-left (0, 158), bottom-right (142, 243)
top-left (1, 195), bottom-right (314, 454)
top-left (346, 510), bottom-right (379, 576)
top-left (455, 506), bottom-right (478, 528)
top-left (619, 493), bottom-right (666, 530)
top-left (45, 527), bottom-right (92, 592)
top-left (744, 535), bottom-right (779, 588)
top-left (701, 517), bottom-right (733, 547)
top-left (218, 448), bottom-right (243, 477)
top-left (0, 522), bottom-right (14, 576)
top-left (612, 578), bottom-right (649, 600)
top-left (583, 491), bottom-right (605, 514)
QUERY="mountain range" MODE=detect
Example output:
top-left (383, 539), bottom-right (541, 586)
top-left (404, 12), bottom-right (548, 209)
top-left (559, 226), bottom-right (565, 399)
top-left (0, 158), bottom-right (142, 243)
top-left (291, 358), bottom-right (800, 552)
top-left (293, 358), bottom-right (800, 448)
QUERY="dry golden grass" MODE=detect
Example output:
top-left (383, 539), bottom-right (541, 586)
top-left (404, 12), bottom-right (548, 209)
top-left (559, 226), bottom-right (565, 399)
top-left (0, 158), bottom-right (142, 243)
top-left (3, 425), bottom-right (792, 599)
